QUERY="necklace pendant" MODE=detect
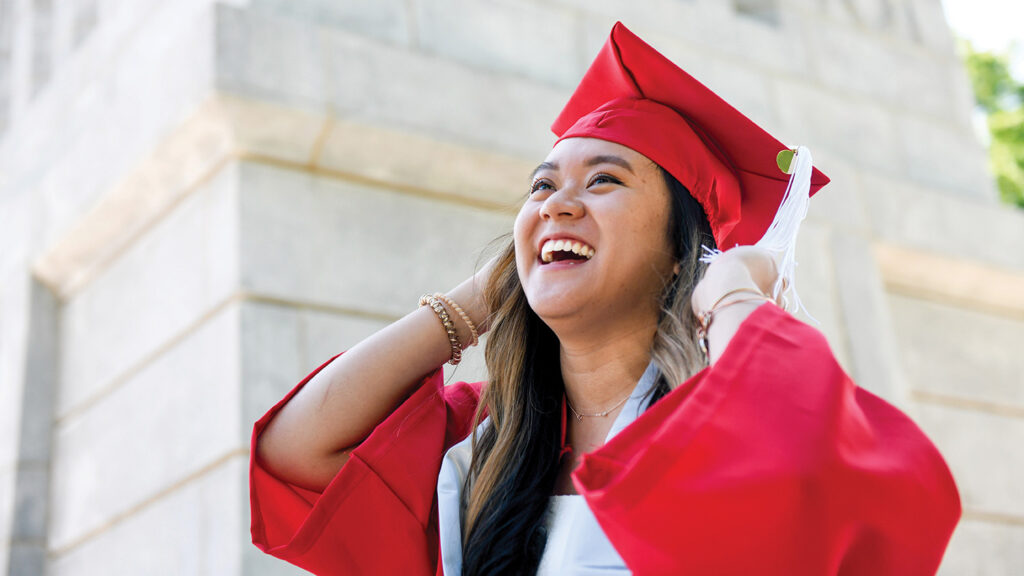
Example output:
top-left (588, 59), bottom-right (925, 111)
top-left (574, 413), bottom-right (584, 422)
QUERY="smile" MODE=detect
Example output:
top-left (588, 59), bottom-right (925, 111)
top-left (540, 238), bottom-right (596, 264)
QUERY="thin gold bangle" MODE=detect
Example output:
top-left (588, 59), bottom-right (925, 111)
top-left (695, 289), bottom-right (771, 365)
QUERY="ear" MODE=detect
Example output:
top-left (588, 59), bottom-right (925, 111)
top-left (672, 262), bottom-right (681, 276)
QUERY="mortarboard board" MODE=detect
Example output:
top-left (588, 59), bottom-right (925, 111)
top-left (552, 21), bottom-right (830, 311)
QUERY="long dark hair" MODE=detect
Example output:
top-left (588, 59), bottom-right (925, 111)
top-left (461, 168), bottom-right (716, 575)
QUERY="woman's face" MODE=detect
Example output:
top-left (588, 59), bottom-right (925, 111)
top-left (513, 137), bottom-right (678, 328)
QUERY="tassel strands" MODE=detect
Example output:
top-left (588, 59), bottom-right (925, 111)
top-left (700, 146), bottom-right (817, 323)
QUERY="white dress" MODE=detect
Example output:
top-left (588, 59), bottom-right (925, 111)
top-left (437, 361), bottom-right (660, 575)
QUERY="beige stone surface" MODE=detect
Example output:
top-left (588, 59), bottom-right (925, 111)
top-left (414, 0), bottom-right (583, 87)
top-left (49, 456), bottom-right (246, 576)
top-left (215, 3), bottom-right (565, 158)
top-left (237, 161), bottom-right (513, 318)
top-left (831, 231), bottom-right (907, 403)
top-left (910, 400), bottom-right (1024, 519)
top-left (57, 164), bottom-right (238, 418)
top-left (50, 301), bottom-right (241, 552)
top-left (879, 246), bottom-right (1024, 327)
top-left (938, 517), bottom-right (1024, 576)
top-left (861, 172), bottom-right (1024, 270)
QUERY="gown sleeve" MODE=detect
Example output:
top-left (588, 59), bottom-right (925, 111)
top-left (573, 302), bottom-right (962, 576)
top-left (249, 353), bottom-right (484, 576)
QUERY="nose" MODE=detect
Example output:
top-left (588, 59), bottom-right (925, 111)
top-left (539, 185), bottom-right (584, 220)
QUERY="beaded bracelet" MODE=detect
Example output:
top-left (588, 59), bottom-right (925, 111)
top-left (419, 294), bottom-right (463, 365)
top-left (433, 292), bottom-right (480, 347)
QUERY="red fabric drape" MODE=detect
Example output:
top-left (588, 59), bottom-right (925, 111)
top-left (250, 303), bottom-right (960, 575)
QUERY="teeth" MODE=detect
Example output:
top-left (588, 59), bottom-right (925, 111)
top-left (540, 238), bottom-right (596, 263)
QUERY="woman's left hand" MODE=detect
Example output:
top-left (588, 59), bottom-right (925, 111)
top-left (690, 246), bottom-right (781, 364)
top-left (691, 246), bottom-right (780, 314)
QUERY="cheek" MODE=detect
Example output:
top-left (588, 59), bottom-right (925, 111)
top-left (512, 207), bottom-right (535, 264)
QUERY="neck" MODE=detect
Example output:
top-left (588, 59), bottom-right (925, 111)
top-left (556, 318), bottom-right (656, 415)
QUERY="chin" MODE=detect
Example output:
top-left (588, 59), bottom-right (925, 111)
top-left (525, 293), bottom-right (587, 326)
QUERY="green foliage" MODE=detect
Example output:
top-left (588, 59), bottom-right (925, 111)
top-left (960, 41), bottom-right (1024, 208)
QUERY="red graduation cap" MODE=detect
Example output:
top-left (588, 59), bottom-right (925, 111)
top-left (552, 22), bottom-right (830, 251)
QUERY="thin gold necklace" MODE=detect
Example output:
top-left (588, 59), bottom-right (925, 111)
top-left (565, 389), bottom-right (633, 421)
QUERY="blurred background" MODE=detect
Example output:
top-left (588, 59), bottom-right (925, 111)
top-left (1, 0), bottom-right (1022, 574)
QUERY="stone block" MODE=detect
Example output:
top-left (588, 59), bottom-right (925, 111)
top-left (804, 149), bottom-right (868, 233)
top-left (947, 63), bottom-right (979, 132)
top-left (7, 543), bottom-right (45, 576)
top-left (20, 277), bottom-right (58, 463)
top-left (790, 222), bottom-right (851, 371)
top-left (57, 163), bottom-right (238, 418)
top-left (909, 401), bottom-right (1024, 519)
top-left (802, 18), bottom-right (955, 120)
top-left (937, 517), bottom-right (1024, 576)
top-left (50, 456), bottom-right (245, 576)
top-left (33, 94), bottom-right (238, 299)
top-left (772, 79), bottom-right (902, 175)
top-left (238, 161), bottom-right (514, 319)
top-left (0, 269), bottom-right (29, 470)
top-left (0, 466), bottom-right (13, 574)
top-left (251, 0), bottom-right (410, 45)
top-left (859, 172), bottom-right (1024, 271)
top-left (50, 302), bottom-right (241, 551)
top-left (874, 243), bottom-right (1024, 323)
top-left (11, 462), bottom-right (48, 541)
top-left (215, 3), bottom-right (326, 109)
top-left (895, 115), bottom-right (995, 200)
top-left (300, 306), bottom-right (389, 371)
top-left (216, 5), bottom-right (567, 159)
top-left (23, 0), bottom-right (216, 255)
top-left (570, 0), bottom-right (812, 77)
top-left (315, 116), bottom-right (536, 208)
top-left (906, 0), bottom-right (956, 57)
top-left (5, 2), bottom-right (31, 123)
top-left (221, 95), bottom-right (327, 165)
top-left (414, 0), bottom-right (580, 88)
top-left (888, 294), bottom-right (1024, 407)
top-left (240, 300), bottom-right (302, 444)
top-left (830, 231), bottom-right (906, 403)
top-left (321, 24), bottom-right (564, 159)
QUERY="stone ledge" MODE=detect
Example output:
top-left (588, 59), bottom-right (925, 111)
top-left (876, 243), bottom-right (1024, 319)
top-left (31, 94), bottom-right (535, 301)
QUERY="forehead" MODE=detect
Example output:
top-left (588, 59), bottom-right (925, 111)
top-left (539, 137), bottom-right (656, 172)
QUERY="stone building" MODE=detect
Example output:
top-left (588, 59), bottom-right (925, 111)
top-left (1, 0), bottom-right (1022, 574)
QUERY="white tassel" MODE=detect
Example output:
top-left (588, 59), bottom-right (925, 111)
top-left (700, 146), bottom-right (816, 322)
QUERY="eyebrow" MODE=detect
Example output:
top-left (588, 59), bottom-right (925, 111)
top-left (529, 155), bottom-right (636, 181)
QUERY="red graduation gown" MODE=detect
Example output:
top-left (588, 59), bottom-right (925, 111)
top-left (249, 303), bottom-right (961, 575)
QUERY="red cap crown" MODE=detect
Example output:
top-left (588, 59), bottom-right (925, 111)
top-left (552, 22), bottom-right (830, 249)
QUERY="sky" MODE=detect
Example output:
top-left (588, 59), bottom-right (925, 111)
top-left (941, 0), bottom-right (1024, 80)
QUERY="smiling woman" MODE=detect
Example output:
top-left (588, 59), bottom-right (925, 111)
top-left (248, 22), bottom-right (962, 576)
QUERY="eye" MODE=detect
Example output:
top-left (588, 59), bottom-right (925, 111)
top-left (530, 178), bottom-right (555, 194)
top-left (589, 173), bottom-right (622, 187)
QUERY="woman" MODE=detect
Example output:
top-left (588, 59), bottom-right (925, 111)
top-left (250, 23), bottom-right (961, 576)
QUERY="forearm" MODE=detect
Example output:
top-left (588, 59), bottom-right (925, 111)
top-left (256, 271), bottom-right (489, 491)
